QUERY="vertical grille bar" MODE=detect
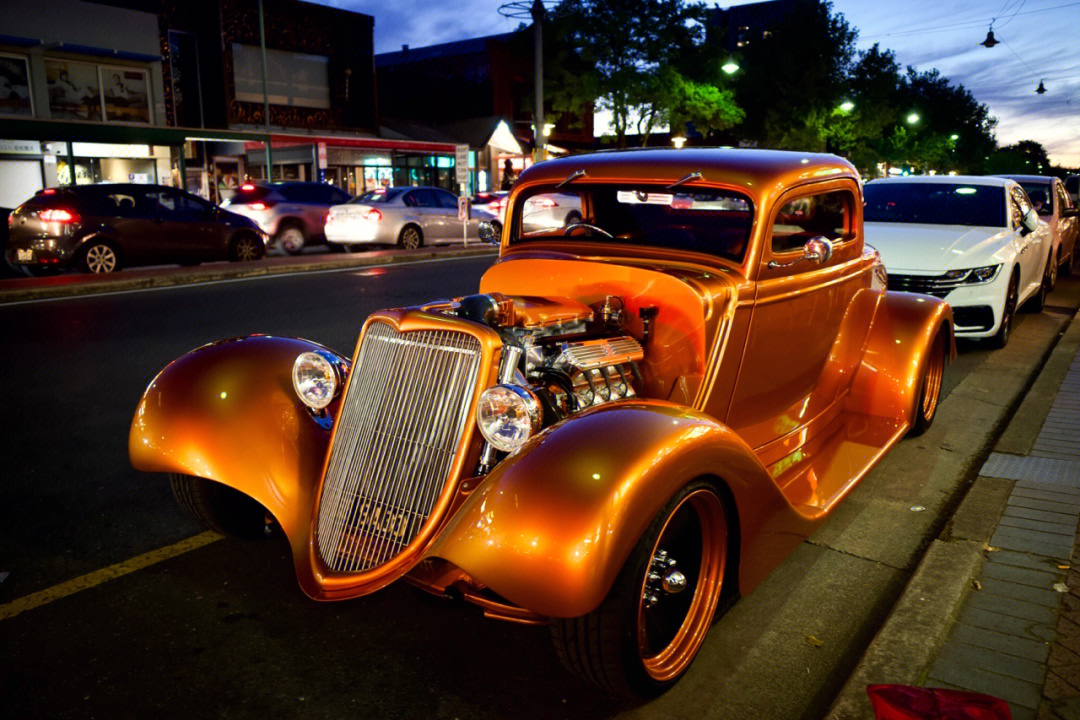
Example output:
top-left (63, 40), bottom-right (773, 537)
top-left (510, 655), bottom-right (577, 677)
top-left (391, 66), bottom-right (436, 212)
top-left (316, 322), bottom-right (482, 573)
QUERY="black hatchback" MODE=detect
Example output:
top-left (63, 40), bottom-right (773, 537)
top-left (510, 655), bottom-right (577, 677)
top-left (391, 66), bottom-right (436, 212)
top-left (5, 184), bottom-right (268, 274)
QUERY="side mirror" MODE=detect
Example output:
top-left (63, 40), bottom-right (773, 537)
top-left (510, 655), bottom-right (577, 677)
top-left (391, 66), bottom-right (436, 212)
top-left (805, 236), bottom-right (834, 264)
top-left (1020, 208), bottom-right (1040, 235)
top-left (1062, 207), bottom-right (1079, 219)
top-left (478, 221), bottom-right (500, 245)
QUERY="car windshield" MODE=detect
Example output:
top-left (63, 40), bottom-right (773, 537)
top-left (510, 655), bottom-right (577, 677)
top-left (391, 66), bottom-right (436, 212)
top-left (353, 188), bottom-right (406, 204)
top-left (1018, 183), bottom-right (1052, 215)
top-left (863, 182), bottom-right (1005, 227)
top-left (510, 185), bottom-right (754, 262)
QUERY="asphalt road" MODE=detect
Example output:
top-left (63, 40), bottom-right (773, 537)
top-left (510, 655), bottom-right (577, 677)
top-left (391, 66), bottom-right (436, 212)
top-left (0, 259), bottom-right (1075, 720)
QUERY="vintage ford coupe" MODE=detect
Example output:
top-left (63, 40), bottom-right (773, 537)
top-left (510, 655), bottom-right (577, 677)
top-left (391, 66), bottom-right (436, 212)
top-left (130, 149), bottom-right (953, 696)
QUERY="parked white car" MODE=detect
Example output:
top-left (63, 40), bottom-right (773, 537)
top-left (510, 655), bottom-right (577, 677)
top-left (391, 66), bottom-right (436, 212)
top-left (325, 186), bottom-right (496, 250)
top-left (863, 175), bottom-right (1053, 347)
top-left (999, 174), bottom-right (1079, 283)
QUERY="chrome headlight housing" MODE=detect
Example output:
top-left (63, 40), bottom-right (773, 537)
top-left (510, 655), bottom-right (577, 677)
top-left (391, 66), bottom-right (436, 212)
top-left (292, 351), bottom-right (344, 410)
top-left (946, 264), bottom-right (1001, 284)
top-left (477, 384), bottom-right (543, 453)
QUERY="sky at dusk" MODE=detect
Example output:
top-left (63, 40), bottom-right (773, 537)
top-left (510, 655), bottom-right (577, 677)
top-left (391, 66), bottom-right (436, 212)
top-left (315, 0), bottom-right (1080, 167)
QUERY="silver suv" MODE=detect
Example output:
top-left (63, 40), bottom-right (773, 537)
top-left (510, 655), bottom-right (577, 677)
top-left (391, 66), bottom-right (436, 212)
top-left (223, 181), bottom-right (352, 254)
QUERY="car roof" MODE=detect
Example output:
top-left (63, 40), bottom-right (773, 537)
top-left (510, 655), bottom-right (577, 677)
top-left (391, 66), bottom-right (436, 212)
top-left (996, 174), bottom-right (1056, 184)
top-left (867, 175), bottom-right (1013, 188)
top-left (515, 148), bottom-right (859, 208)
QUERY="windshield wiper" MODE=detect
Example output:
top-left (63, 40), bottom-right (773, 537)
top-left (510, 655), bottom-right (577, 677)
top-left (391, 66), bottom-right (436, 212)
top-left (665, 172), bottom-right (703, 191)
top-left (556, 169), bottom-right (587, 189)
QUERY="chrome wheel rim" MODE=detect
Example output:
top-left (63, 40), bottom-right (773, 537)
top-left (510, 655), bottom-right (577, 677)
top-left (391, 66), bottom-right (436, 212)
top-left (1048, 253), bottom-right (1058, 290)
top-left (637, 488), bottom-right (726, 683)
top-left (401, 227), bottom-right (420, 249)
top-left (281, 228), bottom-right (304, 253)
top-left (86, 245), bottom-right (116, 273)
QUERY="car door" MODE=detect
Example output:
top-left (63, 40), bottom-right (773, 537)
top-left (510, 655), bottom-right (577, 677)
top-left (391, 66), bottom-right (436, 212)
top-left (435, 188), bottom-right (468, 241)
top-left (410, 188), bottom-right (445, 238)
top-left (1054, 181), bottom-right (1078, 265)
top-left (726, 182), bottom-right (871, 465)
top-left (148, 189), bottom-right (218, 262)
top-left (90, 187), bottom-right (159, 264)
top-left (1008, 185), bottom-right (1043, 300)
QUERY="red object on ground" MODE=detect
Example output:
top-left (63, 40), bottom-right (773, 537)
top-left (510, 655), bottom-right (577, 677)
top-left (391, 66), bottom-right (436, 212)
top-left (867, 684), bottom-right (1013, 720)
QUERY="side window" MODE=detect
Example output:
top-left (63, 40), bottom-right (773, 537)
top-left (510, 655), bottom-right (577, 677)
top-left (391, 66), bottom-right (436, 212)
top-left (411, 189), bottom-right (439, 208)
top-left (282, 184), bottom-right (321, 204)
top-left (96, 191), bottom-right (139, 217)
top-left (330, 187), bottom-right (351, 204)
top-left (402, 191), bottom-right (418, 208)
top-left (771, 189), bottom-right (851, 254)
top-left (435, 190), bottom-right (459, 209)
top-left (1055, 183), bottom-right (1072, 211)
top-left (1009, 187), bottom-right (1030, 229)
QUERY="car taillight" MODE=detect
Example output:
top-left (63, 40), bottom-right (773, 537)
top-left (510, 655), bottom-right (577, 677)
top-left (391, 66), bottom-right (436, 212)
top-left (248, 201), bottom-right (275, 211)
top-left (38, 208), bottom-right (81, 223)
top-left (492, 198), bottom-right (508, 212)
top-left (7, 213), bottom-right (13, 227)
top-left (241, 183), bottom-right (256, 191)
top-left (361, 207), bottom-right (382, 222)
top-left (531, 197), bottom-right (558, 208)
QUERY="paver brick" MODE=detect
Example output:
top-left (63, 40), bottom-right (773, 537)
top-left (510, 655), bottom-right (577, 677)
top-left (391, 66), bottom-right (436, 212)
top-left (980, 576), bottom-right (1066, 608)
top-left (954, 623), bottom-right (1051, 664)
top-left (971, 591), bottom-right (1060, 625)
top-left (937, 639), bottom-right (1047, 684)
top-left (991, 531), bottom-right (1074, 560)
top-left (999, 515), bottom-right (1079, 537)
top-left (1044, 669), bottom-right (1079, 701)
top-left (988, 550), bottom-right (1066, 572)
top-left (982, 559), bottom-right (1066, 589)
top-left (1004, 505), bottom-right (1080, 526)
top-left (1048, 643), bottom-right (1080, 668)
top-left (1015, 480), bottom-right (1080, 497)
top-left (1010, 488), bottom-right (1080, 509)
top-left (924, 659), bottom-right (1042, 709)
top-left (1011, 497), bottom-right (1080, 517)
top-left (960, 605), bottom-right (1056, 643)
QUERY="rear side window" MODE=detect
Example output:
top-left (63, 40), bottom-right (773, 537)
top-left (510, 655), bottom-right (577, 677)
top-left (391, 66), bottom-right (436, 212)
top-left (771, 189), bottom-right (852, 254)
top-left (229, 186), bottom-right (271, 204)
top-left (410, 189), bottom-right (440, 208)
top-left (863, 183), bottom-right (1006, 228)
top-left (435, 189), bottom-right (459, 209)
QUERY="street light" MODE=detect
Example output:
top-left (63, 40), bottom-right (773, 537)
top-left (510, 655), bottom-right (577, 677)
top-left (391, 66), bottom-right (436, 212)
top-left (671, 136), bottom-right (687, 149)
top-left (838, 100), bottom-right (855, 112)
top-left (906, 112), bottom-right (920, 125)
top-left (721, 61), bottom-right (740, 75)
top-left (950, 134), bottom-right (959, 141)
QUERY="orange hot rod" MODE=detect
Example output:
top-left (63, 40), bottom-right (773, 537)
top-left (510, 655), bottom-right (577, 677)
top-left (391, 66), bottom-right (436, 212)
top-left (130, 149), bottom-right (953, 696)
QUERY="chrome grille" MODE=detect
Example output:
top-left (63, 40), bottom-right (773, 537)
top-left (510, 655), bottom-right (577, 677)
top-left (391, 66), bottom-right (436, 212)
top-left (887, 273), bottom-right (966, 298)
top-left (316, 321), bottom-right (482, 573)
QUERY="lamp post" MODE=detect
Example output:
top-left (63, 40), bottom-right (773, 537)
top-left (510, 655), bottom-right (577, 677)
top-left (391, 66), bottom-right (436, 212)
top-left (258, 0), bottom-right (272, 181)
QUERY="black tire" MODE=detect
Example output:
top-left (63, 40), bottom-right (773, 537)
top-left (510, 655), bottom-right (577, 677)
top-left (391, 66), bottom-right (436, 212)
top-left (990, 271), bottom-right (1019, 349)
top-left (229, 232), bottom-right (264, 262)
top-left (1026, 255), bottom-right (1053, 313)
top-left (398, 224), bottom-right (423, 249)
top-left (909, 328), bottom-right (946, 436)
top-left (1062, 248), bottom-right (1073, 277)
top-left (78, 240), bottom-right (121, 274)
top-left (550, 480), bottom-right (729, 697)
top-left (169, 473), bottom-right (270, 540)
top-left (275, 222), bottom-right (306, 255)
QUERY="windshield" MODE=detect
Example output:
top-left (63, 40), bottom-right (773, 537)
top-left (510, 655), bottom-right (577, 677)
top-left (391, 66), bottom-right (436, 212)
top-left (863, 182), bottom-right (1005, 227)
top-left (353, 188), bottom-right (406, 204)
top-left (510, 185), bottom-right (754, 262)
top-left (1018, 182), bottom-right (1052, 215)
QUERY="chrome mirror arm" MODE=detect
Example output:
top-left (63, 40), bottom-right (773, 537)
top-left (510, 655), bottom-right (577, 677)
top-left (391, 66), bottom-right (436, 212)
top-left (767, 236), bottom-right (834, 269)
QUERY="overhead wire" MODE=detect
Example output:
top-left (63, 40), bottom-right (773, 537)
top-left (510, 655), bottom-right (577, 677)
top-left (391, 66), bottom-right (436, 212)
top-left (860, 1), bottom-right (1080, 40)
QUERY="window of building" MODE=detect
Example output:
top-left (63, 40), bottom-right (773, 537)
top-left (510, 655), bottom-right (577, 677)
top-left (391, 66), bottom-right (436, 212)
top-left (0, 53), bottom-right (33, 117)
top-left (232, 44), bottom-right (330, 109)
top-left (44, 58), bottom-right (151, 123)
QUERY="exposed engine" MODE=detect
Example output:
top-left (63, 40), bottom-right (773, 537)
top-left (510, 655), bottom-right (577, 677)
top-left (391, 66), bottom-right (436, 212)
top-left (423, 292), bottom-right (647, 422)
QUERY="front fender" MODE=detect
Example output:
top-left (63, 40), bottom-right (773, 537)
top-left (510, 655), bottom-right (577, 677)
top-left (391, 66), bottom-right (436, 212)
top-left (426, 400), bottom-right (815, 618)
top-left (129, 335), bottom-right (341, 551)
top-left (846, 291), bottom-right (955, 422)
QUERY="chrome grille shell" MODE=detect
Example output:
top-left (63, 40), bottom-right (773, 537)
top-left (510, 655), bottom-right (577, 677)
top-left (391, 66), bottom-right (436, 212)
top-left (313, 311), bottom-right (500, 581)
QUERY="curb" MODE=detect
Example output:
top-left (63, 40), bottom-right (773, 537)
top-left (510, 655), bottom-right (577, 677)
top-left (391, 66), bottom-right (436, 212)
top-left (827, 308), bottom-right (1080, 720)
top-left (0, 245), bottom-right (498, 303)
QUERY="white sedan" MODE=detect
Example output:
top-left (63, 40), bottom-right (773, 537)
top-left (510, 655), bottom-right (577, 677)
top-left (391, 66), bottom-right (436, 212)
top-left (863, 175), bottom-right (1053, 347)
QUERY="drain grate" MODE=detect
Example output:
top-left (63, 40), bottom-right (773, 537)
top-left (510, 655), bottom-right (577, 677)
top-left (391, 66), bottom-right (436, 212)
top-left (980, 452), bottom-right (1080, 486)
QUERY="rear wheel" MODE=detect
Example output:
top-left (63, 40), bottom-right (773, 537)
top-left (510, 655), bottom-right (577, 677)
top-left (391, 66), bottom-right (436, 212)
top-left (79, 241), bottom-right (120, 274)
top-left (909, 328), bottom-right (946, 436)
top-left (990, 271), bottom-right (1018, 349)
top-left (229, 232), bottom-right (264, 262)
top-left (398, 224), bottom-right (423, 249)
top-left (551, 481), bottom-right (728, 697)
top-left (169, 474), bottom-right (270, 540)
top-left (276, 223), bottom-right (306, 255)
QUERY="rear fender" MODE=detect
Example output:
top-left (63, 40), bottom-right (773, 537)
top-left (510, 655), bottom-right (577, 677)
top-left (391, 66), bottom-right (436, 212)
top-left (129, 335), bottom-right (340, 554)
top-left (846, 292), bottom-right (955, 422)
top-left (426, 400), bottom-right (817, 618)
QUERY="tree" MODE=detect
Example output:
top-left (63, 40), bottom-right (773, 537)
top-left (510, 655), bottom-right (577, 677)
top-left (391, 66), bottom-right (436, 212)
top-left (986, 140), bottom-right (1053, 174)
top-left (546, 0), bottom-right (742, 147)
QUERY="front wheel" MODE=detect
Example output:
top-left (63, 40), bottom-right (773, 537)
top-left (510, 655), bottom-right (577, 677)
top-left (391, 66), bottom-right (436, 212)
top-left (550, 481), bottom-right (729, 697)
top-left (909, 328), bottom-right (946, 436)
top-left (989, 271), bottom-right (1018, 349)
top-left (229, 233), bottom-right (264, 262)
top-left (276, 224), bottom-right (306, 255)
top-left (79, 241), bottom-right (120, 273)
top-left (1027, 254), bottom-right (1053, 313)
top-left (169, 474), bottom-right (270, 540)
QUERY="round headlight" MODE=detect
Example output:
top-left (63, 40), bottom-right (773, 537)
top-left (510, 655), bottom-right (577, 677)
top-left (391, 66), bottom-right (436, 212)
top-left (476, 384), bottom-right (542, 453)
top-left (292, 351), bottom-right (339, 410)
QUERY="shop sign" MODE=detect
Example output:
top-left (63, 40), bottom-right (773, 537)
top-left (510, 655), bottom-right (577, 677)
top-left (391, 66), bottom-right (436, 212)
top-left (72, 142), bottom-right (151, 159)
top-left (0, 139), bottom-right (41, 155)
top-left (317, 142), bottom-right (327, 169)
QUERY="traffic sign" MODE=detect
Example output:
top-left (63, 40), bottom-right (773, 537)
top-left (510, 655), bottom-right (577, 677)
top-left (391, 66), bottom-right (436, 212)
top-left (455, 144), bottom-right (469, 185)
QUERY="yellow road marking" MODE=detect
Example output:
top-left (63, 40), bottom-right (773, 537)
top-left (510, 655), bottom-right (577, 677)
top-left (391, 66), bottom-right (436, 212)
top-left (0, 531), bottom-right (221, 622)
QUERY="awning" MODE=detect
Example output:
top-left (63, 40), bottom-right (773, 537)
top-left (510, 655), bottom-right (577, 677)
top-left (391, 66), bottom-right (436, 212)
top-left (0, 118), bottom-right (270, 146)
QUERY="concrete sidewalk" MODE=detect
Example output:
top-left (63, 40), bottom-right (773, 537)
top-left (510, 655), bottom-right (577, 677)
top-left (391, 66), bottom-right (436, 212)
top-left (829, 311), bottom-right (1080, 720)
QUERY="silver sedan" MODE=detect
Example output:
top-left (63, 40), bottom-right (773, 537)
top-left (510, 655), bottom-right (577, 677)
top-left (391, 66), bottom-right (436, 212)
top-left (325, 186), bottom-right (497, 250)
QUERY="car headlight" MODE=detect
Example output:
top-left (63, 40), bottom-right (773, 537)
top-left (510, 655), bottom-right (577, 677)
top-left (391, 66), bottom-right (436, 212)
top-left (292, 351), bottom-right (342, 410)
top-left (476, 384), bottom-right (542, 453)
top-left (964, 265), bottom-right (1001, 284)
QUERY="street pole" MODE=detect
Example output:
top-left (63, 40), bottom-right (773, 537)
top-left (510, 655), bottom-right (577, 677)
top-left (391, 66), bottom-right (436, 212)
top-left (258, 0), bottom-right (272, 181)
top-left (531, 0), bottom-right (545, 164)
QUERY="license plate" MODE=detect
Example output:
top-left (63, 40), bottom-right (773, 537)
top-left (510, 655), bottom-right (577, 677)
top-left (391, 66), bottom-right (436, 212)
top-left (16, 249), bottom-right (33, 262)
